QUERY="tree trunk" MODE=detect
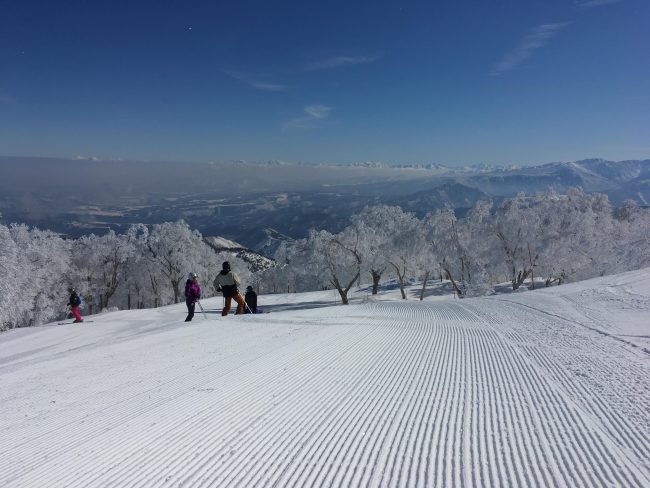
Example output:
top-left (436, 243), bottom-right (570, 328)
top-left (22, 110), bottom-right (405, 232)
top-left (330, 270), bottom-right (360, 305)
top-left (371, 269), bottom-right (381, 295)
top-left (388, 261), bottom-right (407, 300)
top-left (512, 268), bottom-right (532, 290)
top-left (101, 260), bottom-right (121, 310)
top-left (173, 279), bottom-right (181, 303)
top-left (443, 268), bottom-right (463, 298)
top-left (419, 271), bottom-right (430, 301)
top-left (82, 294), bottom-right (94, 315)
top-left (336, 288), bottom-right (349, 305)
top-left (528, 243), bottom-right (535, 290)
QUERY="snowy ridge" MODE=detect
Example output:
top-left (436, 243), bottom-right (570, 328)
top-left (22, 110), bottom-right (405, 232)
top-left (203, 236), bottom-right (243, 250)
top-left (0, 269), bottom-right (649, 487)
top-left (203, 236), bottom-right (274, 271)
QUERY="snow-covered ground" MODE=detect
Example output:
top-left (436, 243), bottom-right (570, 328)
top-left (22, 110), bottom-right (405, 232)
top-left (1, 270), bottom-right (649, 487)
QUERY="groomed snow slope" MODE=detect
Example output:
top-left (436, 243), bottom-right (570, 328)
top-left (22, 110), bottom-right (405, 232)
top-left (1, 270), bottom-right (649, 487)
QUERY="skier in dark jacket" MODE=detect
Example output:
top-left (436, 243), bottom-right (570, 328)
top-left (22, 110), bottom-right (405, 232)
top-left (68, 287), bottom-right (84, 323)
top-left (184, 272), bottom-right (201, 322)
top-left (244, 285), bottom-right (261, 314)
top-left (213, 261), bottom-right (245, 316)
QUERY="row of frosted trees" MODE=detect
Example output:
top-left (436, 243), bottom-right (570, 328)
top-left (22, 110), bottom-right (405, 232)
top-left (0, 220), bottom-right (250, 330)
top-left (261, 188), bottom-right (650, 304)
top-left (2, 188), bottom-right (648, 329)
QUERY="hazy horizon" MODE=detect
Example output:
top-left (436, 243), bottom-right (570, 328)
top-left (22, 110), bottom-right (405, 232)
top-left (1, 155), bottom-right (647, 250)
top-left (1, 153), bottom-right (648, 169)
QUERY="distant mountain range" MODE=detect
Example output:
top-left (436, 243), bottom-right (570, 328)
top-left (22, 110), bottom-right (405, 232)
top-left (1, 156), bottom-right (647, 255)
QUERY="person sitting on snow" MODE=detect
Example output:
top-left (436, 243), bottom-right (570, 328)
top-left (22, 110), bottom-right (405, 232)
top-left (244, 285), bottom-right (262, 314)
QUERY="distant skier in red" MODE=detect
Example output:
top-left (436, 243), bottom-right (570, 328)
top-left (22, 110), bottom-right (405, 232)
top-left (68, 287), bottom-right (84, 323)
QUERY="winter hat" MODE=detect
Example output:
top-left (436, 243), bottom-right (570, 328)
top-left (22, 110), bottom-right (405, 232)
top-left (246, 286), bottom-right (254, 291)
top-left (222, 261), bottom-right (231, 271)
top-left (188, 272), bottom-right (197, 280)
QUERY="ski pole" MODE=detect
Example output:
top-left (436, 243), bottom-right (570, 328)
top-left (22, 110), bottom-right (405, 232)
top-left (196, 300), bottom-right (208, 320)
top-left (239, 293), bottom-right (254, 314)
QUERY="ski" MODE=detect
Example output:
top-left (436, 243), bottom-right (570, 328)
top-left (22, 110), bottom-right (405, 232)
top-left (57, 320), bottom-right (94, 325)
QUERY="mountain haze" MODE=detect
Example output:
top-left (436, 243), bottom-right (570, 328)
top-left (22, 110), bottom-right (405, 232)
top-left (1, 156), bottom-right (647, 252)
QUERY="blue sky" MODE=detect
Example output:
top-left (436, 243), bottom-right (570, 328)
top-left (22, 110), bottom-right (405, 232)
top-left (0, 0), bottom-right (648, 166)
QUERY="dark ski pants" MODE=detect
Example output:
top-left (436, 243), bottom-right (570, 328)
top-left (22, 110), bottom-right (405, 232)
top-left (222, 294), bottom-right (245, 316)
top-left (185, 300), bottom-right (195, 321)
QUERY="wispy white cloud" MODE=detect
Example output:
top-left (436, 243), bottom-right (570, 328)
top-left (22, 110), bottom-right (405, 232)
top-left (577, 0), bottom-right (623, 8)
top-left (284, 105), bottom-right (332, 129)
top-left (306, 56), bottom-right (378, 71)
top-left (304, 105), bottom-right (331, 119)
top-left (490, 23), bottom-right (570, 76)
top-left (73, 155), bottom-right (100, 161)
top-left (223, 70), bottom-right (286, 92)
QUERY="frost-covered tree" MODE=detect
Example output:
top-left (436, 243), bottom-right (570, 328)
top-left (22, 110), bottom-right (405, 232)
top-left (119, 224), bottom-right (154, 309)
top-left (263, 242), bottom-right (294, 293)
top-left (525, 190), bottom-right (577, 286)
top-left (70, 235), bottom-right (101, 314)
top-left (612, 199), bottom-right (650, 272)
top-left (146, 221), bottom-right (214, 303)
top-left (532, 188), bottom-right (617, 285)
top-left (474, 194), bottom-right (542, 290)
top-left (137, 255), bottom-right (168, 307)
top-left (417, 213), bottom-right (445, 301)
top-left (73, 230), bottom-right (138, 311)
top-left (464, 188), bottom-right (635, 289)
top-left (22, 227), bottom-right (71, 325)
top-left (0, 225), bottom-right (22, 330)
top-left (1, 224), bottom-right (71, 329)
top-left (350, 205), bottom-right (399, 295)
top-left (383, 208), bottom-right (423, 300)
top-left (564, 189), bottom-right (617, 280)
top-left (303, 227), bottom-right (362, 304)
top-left (424, 209), bottom-right (491, 297)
